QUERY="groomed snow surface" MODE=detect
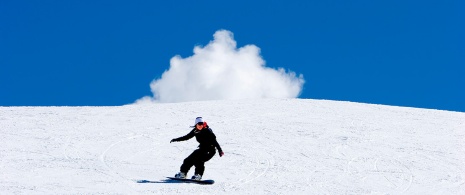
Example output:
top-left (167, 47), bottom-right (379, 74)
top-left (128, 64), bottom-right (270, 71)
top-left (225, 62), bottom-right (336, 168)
top-left (1, 99), bottom-right (464, 194)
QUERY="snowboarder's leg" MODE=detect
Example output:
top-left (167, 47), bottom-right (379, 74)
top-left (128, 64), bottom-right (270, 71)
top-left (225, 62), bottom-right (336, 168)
top-left (180, 149), bottom-right (201, 174)
top-left (194, 149), bottom-right (216, 176)
top-left (203, 149), bottom-right (216, 162)
top-left (194, 161), bottom-right (205, 176)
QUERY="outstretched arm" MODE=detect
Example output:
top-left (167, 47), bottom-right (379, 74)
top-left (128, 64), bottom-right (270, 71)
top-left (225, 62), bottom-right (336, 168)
top-left (170, 130), bottom-right (195, 143)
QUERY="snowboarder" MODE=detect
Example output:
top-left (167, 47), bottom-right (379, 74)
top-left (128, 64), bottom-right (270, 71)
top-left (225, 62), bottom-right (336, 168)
top-left (170, 117), bottom-right (224, 180)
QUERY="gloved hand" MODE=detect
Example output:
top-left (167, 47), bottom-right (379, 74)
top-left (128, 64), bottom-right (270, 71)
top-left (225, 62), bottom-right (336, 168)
top-left (219, 151), bottom-right (224, 157)
top-left (170, 139), bottom-right (176, 143)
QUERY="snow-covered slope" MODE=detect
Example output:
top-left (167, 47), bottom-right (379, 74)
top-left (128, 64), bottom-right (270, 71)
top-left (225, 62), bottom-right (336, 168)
top-left (1, 99), bottom-right (464, 194)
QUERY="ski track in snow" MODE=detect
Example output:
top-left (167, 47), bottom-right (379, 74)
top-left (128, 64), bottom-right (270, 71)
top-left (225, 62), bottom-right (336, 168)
top-left (1, 99), bottom-right (465, 194)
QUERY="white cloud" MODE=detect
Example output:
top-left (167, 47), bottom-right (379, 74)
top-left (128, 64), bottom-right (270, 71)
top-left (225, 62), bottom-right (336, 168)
top-left (136, 30), bottom-right (304, 104)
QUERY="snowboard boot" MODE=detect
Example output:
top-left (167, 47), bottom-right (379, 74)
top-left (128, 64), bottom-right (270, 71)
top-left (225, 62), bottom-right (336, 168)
top-left (175, 172), bottom-right (186, 179)
top-left (191, 174), bottom-right (202, 181)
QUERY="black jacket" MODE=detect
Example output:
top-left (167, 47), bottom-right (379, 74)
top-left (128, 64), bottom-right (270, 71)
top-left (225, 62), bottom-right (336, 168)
top-left (172, 126), bottom-right (223, 153)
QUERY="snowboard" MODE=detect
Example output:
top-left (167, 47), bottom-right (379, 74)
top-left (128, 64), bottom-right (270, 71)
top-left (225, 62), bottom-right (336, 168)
top-left (166, 177), bottom-right (215, 185)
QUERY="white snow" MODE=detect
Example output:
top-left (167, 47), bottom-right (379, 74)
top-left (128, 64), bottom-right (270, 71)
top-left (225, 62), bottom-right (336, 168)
top-left (1, 99), bottom-right (464, 194)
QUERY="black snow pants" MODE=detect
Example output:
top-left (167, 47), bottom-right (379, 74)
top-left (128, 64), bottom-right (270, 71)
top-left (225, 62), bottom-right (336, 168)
top-left (180, 147), bottom-right (216, 176)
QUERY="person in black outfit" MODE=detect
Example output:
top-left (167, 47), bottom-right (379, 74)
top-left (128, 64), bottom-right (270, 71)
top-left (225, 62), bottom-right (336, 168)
top-left (170, 117), bottom-right (224, 180)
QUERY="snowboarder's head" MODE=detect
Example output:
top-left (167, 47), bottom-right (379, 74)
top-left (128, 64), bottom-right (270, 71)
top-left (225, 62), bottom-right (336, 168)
top-left (195, 117), bottom-right (205, 130)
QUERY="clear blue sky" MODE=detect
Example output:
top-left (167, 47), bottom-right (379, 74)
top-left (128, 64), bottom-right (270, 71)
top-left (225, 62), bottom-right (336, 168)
top-left (1, 0), bottom-right (464, 112)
